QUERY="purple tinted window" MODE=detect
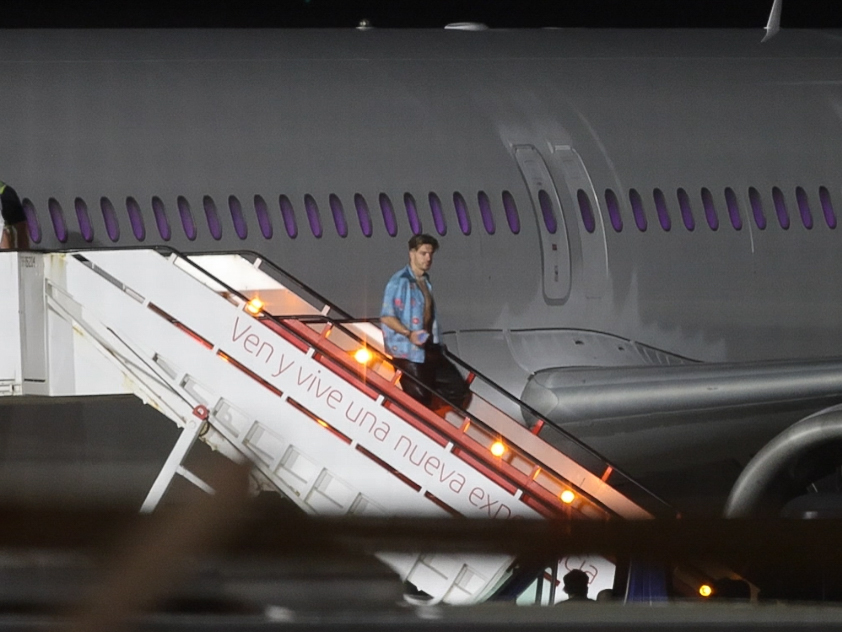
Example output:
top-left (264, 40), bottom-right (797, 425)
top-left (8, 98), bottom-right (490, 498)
top-left (74, 198), bottom-right (94, 242)
top-left (605, 189), bottom-right (622, 232)
top-left (772, 187), bottom-right (790, 229)
top-left (429, 192), bottom-right (447, 235)
top-left (748, 187), bottom-right (766, 230)
top-left (701, 188), bottom-right (719, 231)
top-left (724, 188), bottom-right (742, 230)
top-left (202, 196), bottom-right (221, 240)
top-left (819, 186), bottom-right (837, 229)
top-left (537, 189), bottom-right (557, 234)
top-left (329, 194), bottom-right (348, 237)
top-left (502, 191), bottom-right (520, 234)
top-left (677, 188), bottom-right (695, 231)
top-left (126, 197), bottom-right (146, 241)
top-left (176, 196), bottom-right (196, 241)
top-left (577, 190), bottom-right (596, 233)
top-left (404, 193), bottom-right (422, 235)
top-left (101, 197), bottom-right (121, 242)
top-left (652, 188), bottom-right (671, 231)
top-left (453, 192), bottom-right (471, 235)
top-left (229, 196), bottom-right (247, 239)
top-left (304, 194), bottom-right (323, 238)
top-left (379, 193), bottom-right (398, 237)
top-left (22, 199), bottom-right (41, 244)
top-left (254, 195), bottom-right (273, 239)
top-left (477, 191), bottom-right (495, 235)
top-left (629, 189), bottom-right (647, 231)
top-left (152, 197), bottom-right (171, 241)
top-left (48, 198), bottom-right (68, 243)
top-left (795, 187), bottom-right (813, 229)
top-left (278, 196), bottom-right (298, 238)
top-left (354, 194), bottom-right (373, 237)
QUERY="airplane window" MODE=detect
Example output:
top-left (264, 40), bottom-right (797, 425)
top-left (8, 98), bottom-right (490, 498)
top-left (74, 198), bottom-right (94, 242)
top-left (379, 193), bottom-right (398, 237)
top-left (48, 198), bottom-right (68, 243)
top-left (701, 188), bottom-right (719, 231)
top-left (354, 193), bottom-right (373, 237)
top-left (819, 186), bottom-right (837, 229)
top-left (724, 188), bottom-right (742, 231)
top-left (502, 190), bottom-right (520, 234)
top-left (202, 196), bottom-right (222, 240)
top-left (677, 188), bottom-right (695, 231)
top-left (101, 197), bottom-right (121, 242)
top-left (329, 194), bottom-right (348, 237)
top-left (538, 189), bottom-right (558, 234)
top-left (229, 196), bottom-right (248, 239)
top-left (604, 189), bottom-right (622, 232)
top-left (453, 192), bottom-right (471, 235)
top-left (22, 199), bottom-right (41, 244)
top-left (254, 195), bottom-right (273, 239)
top-left (304, 194), bottom-right (323, 238)
top-left (152, 197), bottom-right (172, 241)
top-left (477, 191), bottom-right (495, 235)
top-left (628, 189), bottom-right (647, 232)
top-left (428, 192), bottom-right (447, 235)
top-left (795, 187), bottom-right (813, 230)
top-left (404, 193), bottom-right (422, 235)
top-left (772, 187), bottom-right (790, 229)
top-left (748, 187), bottom-right (766, 230)
top-left (126, 197), bottom-right (146, 241)
top-left (652, 188), bottom-right (671, 232)
top-left (577, 189), bottom-right (596, 233)
top-left (176, 196), bottom-right (197, 241)
top-left (279, 195), bottom-right (298, 238)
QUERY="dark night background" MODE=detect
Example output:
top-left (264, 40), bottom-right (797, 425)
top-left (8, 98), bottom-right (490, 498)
top-left (3, 0), bottom-right (841, 29)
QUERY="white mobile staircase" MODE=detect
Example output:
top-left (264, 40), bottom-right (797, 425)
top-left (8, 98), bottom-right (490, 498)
top-left (0, 248), bottom-right (671, 604)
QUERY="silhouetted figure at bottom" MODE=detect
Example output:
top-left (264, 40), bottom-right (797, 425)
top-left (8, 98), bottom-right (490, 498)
top-left (559, 569), bottom-right (594, 603)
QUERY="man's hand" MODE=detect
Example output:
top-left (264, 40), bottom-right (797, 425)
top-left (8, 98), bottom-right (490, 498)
top-left (409, 330), bottom-right (427, 347)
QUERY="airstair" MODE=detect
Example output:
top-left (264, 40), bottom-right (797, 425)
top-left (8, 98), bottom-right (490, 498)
top-left (0, 248), bottom-right (674, 604)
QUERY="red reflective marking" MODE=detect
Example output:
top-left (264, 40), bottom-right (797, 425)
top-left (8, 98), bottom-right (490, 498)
top-left (601, 466), bottom-right (613, 482)
top-left (531, 419), bottom-right (545, 435)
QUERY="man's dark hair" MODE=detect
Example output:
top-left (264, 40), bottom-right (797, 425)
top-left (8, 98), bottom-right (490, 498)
top-left (408, 233), bottom-right (439, 252)
top-left (562, 569), bottom-right (590, 598)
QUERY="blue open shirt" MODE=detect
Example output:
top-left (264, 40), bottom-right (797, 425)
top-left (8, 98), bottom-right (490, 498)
top-left (380, 265), bottom-right (441, 363)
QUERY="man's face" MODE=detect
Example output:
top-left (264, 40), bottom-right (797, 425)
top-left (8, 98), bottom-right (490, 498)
top-left (409, 244), bottom-right (435, 273)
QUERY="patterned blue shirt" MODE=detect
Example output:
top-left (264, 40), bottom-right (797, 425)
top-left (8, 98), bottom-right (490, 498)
top-left (380, 265), bottom-right (441, 363)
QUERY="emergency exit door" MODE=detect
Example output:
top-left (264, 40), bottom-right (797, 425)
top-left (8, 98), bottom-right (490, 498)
top-left (513, 145), bottom-right (571, 303)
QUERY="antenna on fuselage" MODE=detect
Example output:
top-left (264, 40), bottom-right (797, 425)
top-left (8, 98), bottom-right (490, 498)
top-left (762, 0), bottom-right (782, 42)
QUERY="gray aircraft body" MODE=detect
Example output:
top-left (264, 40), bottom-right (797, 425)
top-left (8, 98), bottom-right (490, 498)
top-left (3, 28), bottom-right (842, 515)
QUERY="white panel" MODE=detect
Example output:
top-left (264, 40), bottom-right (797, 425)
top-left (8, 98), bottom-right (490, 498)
top-left (244, 422), bottom-right (287, 466)
top-left (277, 447), bottom-right (320, 485)
top-left (214, 399), bottom-right (251, 438)
top-left (0, 253), bottom-right (22, 392)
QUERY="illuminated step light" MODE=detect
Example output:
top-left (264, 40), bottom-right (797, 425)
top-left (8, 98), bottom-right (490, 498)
top-left (560, 490), bottom-right (576, 504)
top-left (490, 441), bottom-right (506, 457)
top-left (245, 297), bottom-right (264, 315)
top-left (699, 584), bottom-right (713, 598)
top-left (354, 347), bottom-right (374, 365)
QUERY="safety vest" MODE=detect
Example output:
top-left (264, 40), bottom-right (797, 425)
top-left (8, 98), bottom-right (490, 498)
top-left (0, 180), bottom-right (6, 194)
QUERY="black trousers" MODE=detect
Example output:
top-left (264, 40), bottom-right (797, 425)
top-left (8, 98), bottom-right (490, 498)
top-left (392, 344), bottom-right (470, 409)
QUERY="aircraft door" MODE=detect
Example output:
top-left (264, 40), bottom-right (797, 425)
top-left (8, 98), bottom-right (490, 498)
top-left (552, 145), bottom-right (609, 299)
top-left (513, 145), bottom-right (571, 303)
